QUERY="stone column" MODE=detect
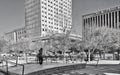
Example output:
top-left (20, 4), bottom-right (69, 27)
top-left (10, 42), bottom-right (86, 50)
top-left (110, 12), bottom-right (112, 28)
top-left (105, 14), bottom-right (107, 27)
top-left (111, 12), bottom-right (113, 28)
top-left (114, 11), bottom-right (117, 29)
top-left (99, 15), bottom-right (101, 27)
top-left (102, 14), bottom-right (104, 26)
top-left (108, 13), bottom-right (110, 28)
top-left (117, 11), bottom-right (119, 29)
top-left (114, 12), bottom-right (116, 28)
top-left (95, 16), bottom-right (97, 27)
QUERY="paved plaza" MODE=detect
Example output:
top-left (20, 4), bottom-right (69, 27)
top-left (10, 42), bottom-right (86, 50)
top-left (51, 65), bottom-right (120, 75)
top-left (0, 62), bottom-right (86, 75)
top-left (0, 60), bottom-right (120, 75)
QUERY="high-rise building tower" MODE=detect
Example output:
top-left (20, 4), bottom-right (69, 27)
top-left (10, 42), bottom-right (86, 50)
top-left (25, 0), bottom-right (72, 38)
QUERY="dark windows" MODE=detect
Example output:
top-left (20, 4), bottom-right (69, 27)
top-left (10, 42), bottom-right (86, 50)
top-left (96, 16), bottom-right (97, 25)
top-left (98, 16), bottom-right (100, 27)
top-left (83, 19), bottom-right (86, 26)
top-left (91, 17), bottom-right (92, 26)
top-left (104, 14), bottom-right (105, 26)
top-left (106, 14), bottom-right (108, 27)
top-left (115, 11), bottom-right (117, 28)
top-left (119, 11), bottom-right (120, 22)
top-left (109, 13), bottom-right (111, 28)
top-left (112, 12), bottom-right (114, 28)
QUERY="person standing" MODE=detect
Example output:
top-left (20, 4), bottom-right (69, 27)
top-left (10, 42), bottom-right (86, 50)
top-left (37, 48), bottom-right (43, 65)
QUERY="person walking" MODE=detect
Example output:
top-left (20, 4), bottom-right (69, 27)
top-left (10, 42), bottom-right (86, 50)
top-left (37, 48), bottom-right (43, 65)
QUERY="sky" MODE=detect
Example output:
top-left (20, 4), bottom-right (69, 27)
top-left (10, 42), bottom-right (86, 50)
top-left (0, 0), bottom-right (120, 36)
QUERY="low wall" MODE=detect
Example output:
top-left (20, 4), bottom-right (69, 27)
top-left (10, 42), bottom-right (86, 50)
top-left (27, 63), bottom-right (86, 75)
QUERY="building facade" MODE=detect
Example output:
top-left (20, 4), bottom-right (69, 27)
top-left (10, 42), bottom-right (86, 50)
top-left (4, 27), bottom-right (26, 43)
top-left (25, 0), bottom-right (72, 38)
top-left (14, 27), bottom-right (27, 42)
top-left (4, 31), bottom-right (15, 44)
top-left (82, 6), bottom-right (120, 40)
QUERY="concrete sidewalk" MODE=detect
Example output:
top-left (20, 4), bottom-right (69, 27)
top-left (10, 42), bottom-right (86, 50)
top-left (104, 73), bottom-right (120, 75)
top-left (87, 60), bottom-right (120, 65)
top-left (0, 62), bottom-right (86, 75)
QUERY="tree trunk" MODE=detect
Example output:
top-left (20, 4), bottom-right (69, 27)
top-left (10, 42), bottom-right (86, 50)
top-left (103, 51), bottom-right (105, 60)
top-left (16, 55), bottom-right (18, 66)
top-left (62, 51), bottom-right (65, 63)
top-left (25, 53), bottom-right (28, 63)
top-left (88, 49), bottom-right (90, 62)
top-left (113, 53), bottom-right (114, 60)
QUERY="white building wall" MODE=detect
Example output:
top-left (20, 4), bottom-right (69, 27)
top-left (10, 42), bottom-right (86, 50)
top-left (25, 0), bottom-right (72, 37)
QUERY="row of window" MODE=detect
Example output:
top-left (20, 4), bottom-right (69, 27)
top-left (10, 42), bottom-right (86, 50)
top-left (42, 28), bottom-right (65, 32)
top-left (42, 22), bottom-right (70, 28)
top-left (25, 1), bottom-right (39, 10)
top-left (41, 16), bottom-right (70, 23)
top-left (41, 1), bottom-right (71, 10)
top-left (84, 11), bottom-right (120, 28)
top-left (25, 0), bottom-right (37, 6)
top-left (26, 21), bottom-right (39, 26)
top-left (16, 30), bottom-right (26, 35)
top-left (26, 5), bottom-right (70, 16)
top-left (26, 15), bottom-right (71, 25)
top-left (26, 10), bottom-right (39, 17)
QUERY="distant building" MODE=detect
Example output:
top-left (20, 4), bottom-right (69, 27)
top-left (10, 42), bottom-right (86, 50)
top-left (4, 27), bottom-right (26, 43)
top-left (82, 6), bottom-right (120, 40)
top-left (4, 31), bottom-right (15, 44)
top-left (14, 27), bottom-right (27, 42)
top-left (25, 0), bottom-right (72, 38)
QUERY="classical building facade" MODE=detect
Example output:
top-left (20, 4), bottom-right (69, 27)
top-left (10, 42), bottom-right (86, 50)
top-left (4, 27), bottom-right (26, 43)
top-left (25, 0), bottom-right (72, 38)
top-left (82, 6), bottom-right (120, 40)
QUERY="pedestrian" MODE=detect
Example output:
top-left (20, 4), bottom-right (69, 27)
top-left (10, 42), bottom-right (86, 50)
top-left (37, 48), bottom-right (43, 65)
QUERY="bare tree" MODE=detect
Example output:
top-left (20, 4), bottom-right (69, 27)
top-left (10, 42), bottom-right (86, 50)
top-left (84, 26), bottom-right (117, 62)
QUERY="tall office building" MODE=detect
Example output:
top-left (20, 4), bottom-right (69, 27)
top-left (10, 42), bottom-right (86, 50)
top-left (25, 0), bottom-right (72, 38)
top-left (82, 6), bottom-right (120, 40)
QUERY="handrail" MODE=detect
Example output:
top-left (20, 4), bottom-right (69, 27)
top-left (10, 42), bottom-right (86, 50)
top-left (4, 60), bottom-right (24, 75)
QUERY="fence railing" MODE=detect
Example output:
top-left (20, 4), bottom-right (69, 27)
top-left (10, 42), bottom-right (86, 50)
top-left (3, 60), bottom-right (24, 75)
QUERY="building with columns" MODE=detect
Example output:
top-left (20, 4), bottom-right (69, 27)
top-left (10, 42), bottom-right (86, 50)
top-left (82, 6), bottom-right (120, 40)
top-left (4, 27), bottom-right (27, 43)
top-left (25, 0), bottom-right (72, 39)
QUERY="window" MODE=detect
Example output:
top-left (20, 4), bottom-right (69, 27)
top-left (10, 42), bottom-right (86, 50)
top-left (119, 11), bottom-right (120, 22)
top-left (96, 16), bottom-right (97, 25)
top-left (42, 29), bottom-right (44, 31)
top-left (106, 14), bottom-right (108, 27)
top-left (101, 15), bottom-right (102, 27)
top-left (115, 11), bottom-right (117, 28)
top-left (109, 13), bottom-right (111, 28)
top-left (98, 16), bottom-right (100, 27)
top-left (91, 17), bottom-right (92, 26)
